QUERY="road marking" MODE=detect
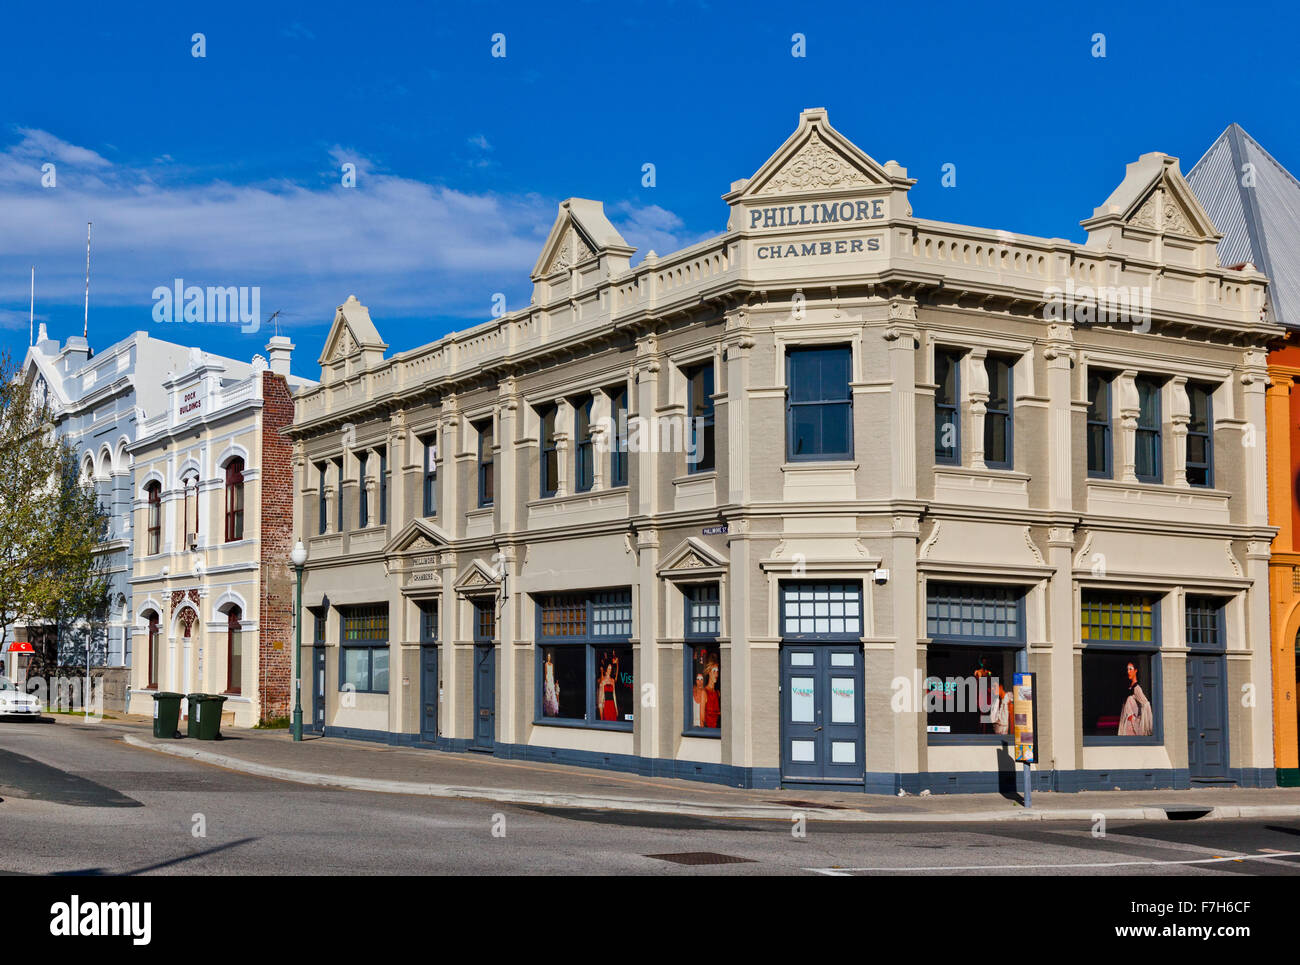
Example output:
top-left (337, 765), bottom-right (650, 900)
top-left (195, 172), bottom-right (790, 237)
top-left (806, 849), bottom-right (1300, 875)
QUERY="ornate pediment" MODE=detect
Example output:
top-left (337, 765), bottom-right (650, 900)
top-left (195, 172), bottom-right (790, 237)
top-left (1128, 182), bottom-right (1198, 237)
top-left (541, 224), bottom-right (597, 276)
top-left (1083, 153), bottom-right (1219, 245)
top-left (727, 108), bottom-right (912, 206)
top-left (530, 198), bottom-right (635, 284)
top-left (382, 518), bottom-right (450, 558)
top-left (454, 558), bottom-right (502, 596)
top-left (317, 295), bottom-right (389, 372)
top-left (760, 129), bottom-right (873, 195)
top-left (658, 536), bottom-right (728, 577)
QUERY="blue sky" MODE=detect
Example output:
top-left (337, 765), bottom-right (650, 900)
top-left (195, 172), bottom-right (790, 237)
top-left (2, 0), bottom-right (1298, 375)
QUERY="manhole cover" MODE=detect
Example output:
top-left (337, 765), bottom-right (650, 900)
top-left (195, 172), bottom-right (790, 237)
top-left (646, 852), bottom-right (756, 866)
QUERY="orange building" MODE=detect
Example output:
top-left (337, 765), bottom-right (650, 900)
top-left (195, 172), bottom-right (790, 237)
top-left (1190, 125), bottom-right (1300, 784)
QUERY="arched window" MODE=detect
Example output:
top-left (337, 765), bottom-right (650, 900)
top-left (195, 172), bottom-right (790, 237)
top-left (145, 610), bottom-right (160, 689)
top-left (226, 606), bottom-right (242, 695)
top-left (146, 482), bottom-right (162, 555)
top-left (225, 458), bottom-right (245, 542)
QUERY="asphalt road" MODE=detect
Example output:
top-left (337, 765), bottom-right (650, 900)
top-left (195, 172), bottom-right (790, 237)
top-left (3, 721), bottom-right (1300, 876)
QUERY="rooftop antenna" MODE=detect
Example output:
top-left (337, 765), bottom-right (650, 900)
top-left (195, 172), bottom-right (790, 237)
top-left (83, 221), bottom-right (92, 340)
top-left (29, 265), bottom-right (34, 346)
top-left (266, 309), bottom-right (283, 337)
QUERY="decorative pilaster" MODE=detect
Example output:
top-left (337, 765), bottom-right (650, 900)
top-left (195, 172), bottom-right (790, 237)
top-left (966, 348), bottom-right (989, 470)
top-left (1169, 376), bottom-right (1191, 487)
top-left (1116, 369), bottom-right (1139, 483)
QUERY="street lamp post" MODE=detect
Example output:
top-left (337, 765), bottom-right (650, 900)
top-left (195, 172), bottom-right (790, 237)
top-left (290, 540), bottom-right (308, 742)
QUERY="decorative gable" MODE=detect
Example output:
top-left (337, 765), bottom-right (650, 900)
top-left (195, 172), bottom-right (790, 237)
top-left (530, 198), bottom-right (635, 286)
top-left (382, 517), bottom-right (450, 558)
top-left (1083, 152), bottom-right (1221, 259)
top-left (454, 558), bottom-right (502, 596)
top-left (723, 108), bottom-right (916, 231)
top-left (541, 222), bottom-right (597, 277)
top-left (317, 295), bottom-right (389, 385)
top-left (657, 537), bottom-right (728, 577)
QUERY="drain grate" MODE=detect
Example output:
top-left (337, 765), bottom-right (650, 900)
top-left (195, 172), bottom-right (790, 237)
top-left (765, 799), bottom-right (851, 810)
top-left (646, 852), bottom-right (756, 866)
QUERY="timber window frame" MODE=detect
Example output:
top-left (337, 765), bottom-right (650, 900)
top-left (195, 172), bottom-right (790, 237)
top-left (683, 583), bottom-right (722, 737)
top-left (535, 589), bottom-right (634, 731)
top-left (924, 581), bottom-right (1026, 744)
top-left (786, 344), bottom-right (853, 462)
top-left (1080, 590), bottom-right (1162, 745)
top-left (339, 604), bottom-right (390, 695)
top-left (934, 347), bottom-right (962, 465)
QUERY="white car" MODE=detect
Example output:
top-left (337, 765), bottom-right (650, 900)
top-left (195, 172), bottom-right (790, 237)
top-left (0, 676), bottom-right (41, 715)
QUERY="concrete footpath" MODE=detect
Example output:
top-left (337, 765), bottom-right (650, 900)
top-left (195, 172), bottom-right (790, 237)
top-left (74, 714), bottom-right (1300, 823)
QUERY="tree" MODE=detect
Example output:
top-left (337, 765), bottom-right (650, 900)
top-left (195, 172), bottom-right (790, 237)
top-left (0, 351), bottom-right (111, 663)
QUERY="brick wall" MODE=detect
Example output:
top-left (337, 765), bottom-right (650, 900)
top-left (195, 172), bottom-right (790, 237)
top-left (258, 372), bottom-right (296, 721)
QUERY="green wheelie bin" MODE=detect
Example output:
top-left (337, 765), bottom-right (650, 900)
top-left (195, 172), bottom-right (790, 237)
top-left (152, 692), bottom-right (183, 739)
top-left (191, 693), bottom-right (228, 740)
top-left (185, 694), bottom-right (201, 738)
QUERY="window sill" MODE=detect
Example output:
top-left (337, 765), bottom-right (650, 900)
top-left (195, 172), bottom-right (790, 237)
top-left (927, 734), bottom-right (1014, 745)
top-left (673, 470), bottom-right (717, 486)
top-left (682, 728), bottom-right (721, 739)
top-left (526, 488), bottom-right (629, 510)
top-left (533, 718), bottom-right (633, 732)
top-left (465, 506), bottom-right (492, 518)
top-left (1086, 478), bottom-right (1229, 499)
top-left (781, 460), bottom-right (858, 472)
top-left (1082, 736), bottom-right (1164, 747)
top-left (933, 465), bottom-right (1030, 481)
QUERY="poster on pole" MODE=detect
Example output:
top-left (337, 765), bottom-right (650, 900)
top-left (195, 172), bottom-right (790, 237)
top-left (1012, 671), bottom-right (1036, 764)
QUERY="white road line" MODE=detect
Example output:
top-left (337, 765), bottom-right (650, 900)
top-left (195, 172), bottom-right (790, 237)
top-left (806, 849), bottom-right (1300, 875)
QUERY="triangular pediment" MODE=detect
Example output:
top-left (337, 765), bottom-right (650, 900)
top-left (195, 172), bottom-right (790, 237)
top-left (317, 295), bottom-right (389, 367)
top-left (657, 536), bottom-right (728, 576)
top-left (531, 199), bottom-right (635, 282)
top-left (383, 517), bottom-right (451, 557)
top-left (1084, 153), bottom-right (1219, 242)
top-left (725, 108), bottom-right (913, 204)
top-left (454, 558), bottom-right (502, 594)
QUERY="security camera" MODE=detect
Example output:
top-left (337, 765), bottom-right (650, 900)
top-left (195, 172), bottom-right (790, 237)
top-left (873, 568), bottom-right (890, 586)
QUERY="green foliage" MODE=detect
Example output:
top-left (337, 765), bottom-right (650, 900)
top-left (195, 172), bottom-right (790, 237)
top-left (0, 351), bottom-right (112, 651)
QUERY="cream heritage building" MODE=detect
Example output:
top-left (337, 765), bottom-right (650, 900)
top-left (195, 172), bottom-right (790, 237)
top-left (288, 109), bottom-right (1277, 792)
top-left (126, 339), bottom-right (315, 728)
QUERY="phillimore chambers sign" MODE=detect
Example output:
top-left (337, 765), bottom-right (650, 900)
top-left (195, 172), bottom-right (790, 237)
top-left (747, 198), bottom-right (886, 229)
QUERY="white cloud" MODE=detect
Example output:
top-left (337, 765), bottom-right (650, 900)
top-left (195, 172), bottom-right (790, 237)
top-left (0, 131), bottom-right (705, 344)
top-left (609, 201), bottom-right (717, 260)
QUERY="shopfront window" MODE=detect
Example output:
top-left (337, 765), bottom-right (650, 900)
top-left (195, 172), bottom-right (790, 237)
top-left (1081, 591), bottom-right (1159, 741)
top-left (340, 604), bottom-right (389, 694)
top-left (536, 589), bottom-right (634, 729)
top-left (924, 582), bottom-right (1024, 739)
top-left (684, 584), bottom-right (721, 735)
top-left (780, 582), bottom-right (863, 640)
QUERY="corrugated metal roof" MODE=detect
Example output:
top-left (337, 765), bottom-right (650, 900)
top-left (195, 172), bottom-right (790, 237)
top-left (1188, 124), bottom-right (1300, 327)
